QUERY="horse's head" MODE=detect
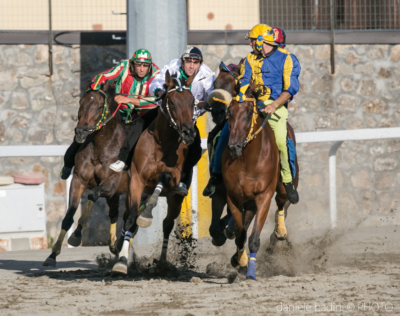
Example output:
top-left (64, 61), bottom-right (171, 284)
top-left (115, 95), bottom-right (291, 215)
top-left (208, 61), bottom-right (243, 124)
top-left (162, 70), bottom-right (196, 145)
top-left (227, 84), bottom-right (258, 158)
top-left (75, 81), bottom-right (114, 143)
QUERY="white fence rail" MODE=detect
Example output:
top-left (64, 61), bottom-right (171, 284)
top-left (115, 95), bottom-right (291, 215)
top-left (1, 127), bottom-right (400, 233)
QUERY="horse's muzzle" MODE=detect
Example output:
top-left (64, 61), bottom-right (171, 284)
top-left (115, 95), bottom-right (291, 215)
top-left (75, 127), bottom-right (91, 143)
top-left (228, 144), bottom-right (243, 158)
top-left (181, 128), bottom-right (196, 146)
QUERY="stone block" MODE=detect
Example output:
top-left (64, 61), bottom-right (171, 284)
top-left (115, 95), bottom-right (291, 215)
top-left (378, 68), bottom-right (392, 78)
top-left (387, 140), bottom-right (400, 153)
top-left (54, 180), bottom-right (66, 195)
top-left (301, 97), bottom-right (320, 111)
top-left (311, 74), bottom-right (332, 95)
top-left (27, 128), bottom-right (54, 145)
top-left (315, 113), bottom-right (338, 129)
top-left (363, 98), bottom-right (388, 114)
top-left (334, 45), bottom-right (351, 57)
top-left (357, 79), bottom-right (378, 96)
top-left (346, 52), bottom-right (359, 64)
top-left (375, 174), bottom-right (395, 189)
top-left (337, 94), bottom-right (360, 112)
top-left (11, 128), bottom-right (23, 142)
top-left (390, 44), bottom-right (400, 62)
top-left (11, 118), bottom-right (28, 128)
top-left (354, 63), bottom-right (374, 75)
top-left (380, 118), bottom-right (394, 127)
top-left (46, 200), bottom-right (66, 223)
top-left (315, 45), bottom-right (330, 60)
top-left (207, 45), bottom-right (228, 57)
top-left (20, 75), bottom-right (48, 88)
top-left (344, 119), bottom-right (363, 130)
top-left (0, 91), bottom-right (10, 106)
top-left (373, 157), bottom-right (397, 172)
top-left (350, 170), bottom-right (370, 188)
top-left (340, 78), bottom-right (357, 92)
top-left (0, 70), bottom-right (18, 91)
top-left (337, 63), bottom-right (352, 75)
top-left (11, 92), bottom-right (29, 110)
top-left (369, 146), bottom-right (385, 155)
top-left (0, 121), bottom-right (7, 144)
top-left (296, 47), bottom-right (314, 63)
top-left (35, 45), bottom-right (49, 64)
top-left (389, 80), bottom-right (400, 91)
top-left (367, 45), bottom-right (386, 59)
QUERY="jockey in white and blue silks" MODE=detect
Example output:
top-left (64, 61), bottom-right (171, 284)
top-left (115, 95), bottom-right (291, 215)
top-left (149, 46), bottom-right (215, 196)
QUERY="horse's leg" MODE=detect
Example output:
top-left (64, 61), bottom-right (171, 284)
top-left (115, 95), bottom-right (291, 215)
top-left (112, 171), bottom-right (143, 274)
top-left (160, 194), bottom-right (185, 261)
top-left (137, 172), bottom-right (172, 228)
top-left (226, 194), bottom-right (248, 272)
top-left (43, 176), bottom-right (86, 267)
top-left (210, 185), bottom-right (228, 247)
top-left (246, 190), bottom-right (274, 280)
top-left (106, 194), bottom-right (120, 255)
top-left (274, 180), bottom-right (290, 241)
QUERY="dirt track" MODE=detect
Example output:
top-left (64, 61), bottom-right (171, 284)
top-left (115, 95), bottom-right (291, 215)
top-left (0, 225), bottom-right (399, 315)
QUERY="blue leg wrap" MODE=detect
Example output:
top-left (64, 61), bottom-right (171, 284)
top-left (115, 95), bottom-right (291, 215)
top-left (246, 253), bottom-right (257, 280)
top-left (227, 215), bottom-right (235, 232)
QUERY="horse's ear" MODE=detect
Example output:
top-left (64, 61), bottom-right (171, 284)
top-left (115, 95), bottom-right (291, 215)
top-left (185, 73), bottom-right (195, 87)
top-left (85, 80), bottom-right (92, 90)
top-left (102, 80), bottom-right (109, 91)
top-left (165, 70), bottom-right (174, 89)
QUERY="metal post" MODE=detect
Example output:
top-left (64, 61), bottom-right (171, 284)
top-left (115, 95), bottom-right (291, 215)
top-left (330, 0), bottom-right (335, 74)
top-left (329, 141), bottom-right (343, 229)
top-left (126, 0), bottom-right (187, 67)
top-left (48, 0), bottom-right (53, 76)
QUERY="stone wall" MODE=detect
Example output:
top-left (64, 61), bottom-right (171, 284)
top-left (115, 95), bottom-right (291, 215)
top-left (0, 43), bottom-right (399, 246)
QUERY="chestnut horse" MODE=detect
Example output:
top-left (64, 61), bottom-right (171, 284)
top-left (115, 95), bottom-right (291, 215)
top-left (223, 86), bottom-right (299, 280)
top-left (111, 71), bottom-right (198, 274)
top-left (43, 83), bottom-right (129, 267)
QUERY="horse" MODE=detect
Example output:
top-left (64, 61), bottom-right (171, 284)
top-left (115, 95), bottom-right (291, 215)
top-left (43, 82), bottom-right (129, 267)
top-left (222, 85), bottom-right (299, 280)
top-left (111, 70), bottom-right (198, 274)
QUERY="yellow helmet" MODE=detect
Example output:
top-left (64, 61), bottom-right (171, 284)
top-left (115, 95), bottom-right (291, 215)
top-left (245, 24), bottom-right (277, 53)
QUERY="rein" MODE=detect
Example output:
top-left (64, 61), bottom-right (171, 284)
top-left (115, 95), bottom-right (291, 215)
top-left (242, 97), bottom-right (271, 147)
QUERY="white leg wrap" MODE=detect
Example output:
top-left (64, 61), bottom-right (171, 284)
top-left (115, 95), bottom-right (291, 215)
top-left (120, 231), bottom-right (132, 258)
top-left (155, 183), bottom-right (163, 193)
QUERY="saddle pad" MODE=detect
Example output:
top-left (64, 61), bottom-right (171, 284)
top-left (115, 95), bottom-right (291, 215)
top-left (13, 172), bottom-right (46, 185)
top-left (0, 175), bottom-right (14, 186)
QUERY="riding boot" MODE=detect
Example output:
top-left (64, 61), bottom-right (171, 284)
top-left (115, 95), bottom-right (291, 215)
top-left (283, 182), bottom-right (299, 204)
top-left (60, 138), bottom-right (81, 180)
top-left (202, 173), bottom-right (223, 197)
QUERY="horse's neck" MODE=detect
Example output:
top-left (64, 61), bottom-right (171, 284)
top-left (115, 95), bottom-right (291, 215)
top-left (242, 117), bottom-right (267, 160)
top-left (92, 119), bottom-right (121, 147)
top-left (153, 108), bottom-right (180, 144)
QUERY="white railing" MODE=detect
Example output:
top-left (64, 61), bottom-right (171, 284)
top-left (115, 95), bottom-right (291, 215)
top-left (1, 127), bottom-right (400, 232)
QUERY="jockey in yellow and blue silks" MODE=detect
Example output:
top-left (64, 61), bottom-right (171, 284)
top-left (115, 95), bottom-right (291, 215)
top-left (203, 24), bottom-right (301, 205)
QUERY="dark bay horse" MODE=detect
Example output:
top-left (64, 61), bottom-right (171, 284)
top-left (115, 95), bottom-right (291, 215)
top-left (223, 87), bottom-right (299, 280)
top-left (111, 70), bottom-right (197, 274)
top-left (43, 83), bottom-right (129, 267)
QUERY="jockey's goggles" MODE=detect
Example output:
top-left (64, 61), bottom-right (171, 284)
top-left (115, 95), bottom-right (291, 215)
top-left (133, 62), bottom-right (151, 67)
top-left (182, 53), bottom-right (202, 62)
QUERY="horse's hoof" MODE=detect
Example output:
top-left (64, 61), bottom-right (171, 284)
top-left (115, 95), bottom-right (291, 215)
top-left (274, 230), bottom-right (288, 241)
top-left (112, 257), bottom-right (128, 274)
top-left (238, 266), bottom-right (247, 275)
top-left (136, 216), bottom-right (152, 228)
top-left (231, 253), bottom-right (239, 269)
top-left (211, 236), bottom-right (226, 247)
top-left (224, 227), bottom-right (235, 240)
top-left (67, 232), bottom-right (82, 247)
top-left (43, 257), bottom-right (56, 267)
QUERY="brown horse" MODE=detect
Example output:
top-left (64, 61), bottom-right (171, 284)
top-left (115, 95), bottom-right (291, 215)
top-left (111, 70), bottom-right (198, 274)
top-left (43, 83), bottom-right (129, 267)
top-left (222, 86), bottom-right (299, 280)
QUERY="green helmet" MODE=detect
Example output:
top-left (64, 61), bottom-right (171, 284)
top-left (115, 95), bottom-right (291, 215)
top-left (132, 48), bottom-right (152, 64)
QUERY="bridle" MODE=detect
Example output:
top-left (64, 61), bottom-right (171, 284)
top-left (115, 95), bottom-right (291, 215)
top-left (213, 96), bottom-right (273, 148)
top-left (159, 77), bottom-right (198, 139)
top-left (80, 89), bottom-right (123, 133)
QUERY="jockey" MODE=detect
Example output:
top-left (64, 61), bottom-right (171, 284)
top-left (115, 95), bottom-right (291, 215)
top-left (204, 24), bottom-right (300, 206)
top-left (60, 48), bottom-right (160, 179)
top-left (149, 46), bottom-right (215, 196)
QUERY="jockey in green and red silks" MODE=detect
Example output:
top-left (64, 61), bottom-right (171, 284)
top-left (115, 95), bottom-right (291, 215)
top-left (60, 49), bottom-right (161, 180)
top-left (91, 49), bottom-right (160, 117)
